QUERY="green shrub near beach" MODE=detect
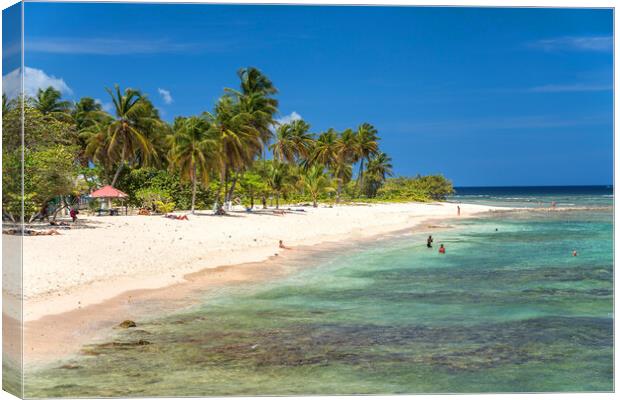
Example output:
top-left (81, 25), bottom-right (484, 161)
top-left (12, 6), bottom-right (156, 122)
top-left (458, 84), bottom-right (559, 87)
top-left (376, 175), bottom-right (455, 202)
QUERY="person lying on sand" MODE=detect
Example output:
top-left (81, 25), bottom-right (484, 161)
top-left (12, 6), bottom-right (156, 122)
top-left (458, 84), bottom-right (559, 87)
top-left (50, 221), bottom-right (70, 226)
top-left (26, 229), bottom-right (61, 236)
top-left (279, 240), bottom-right (291, 250)
top-left (273, 210), bottom-right (286, 215)
top-left (165, 214), bottom-right (189, 220)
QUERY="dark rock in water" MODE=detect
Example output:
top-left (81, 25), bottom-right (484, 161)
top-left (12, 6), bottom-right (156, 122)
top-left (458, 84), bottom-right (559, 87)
top-left (58, 364), bottom-right (81, 370)
top-left (80, 338), bottom-right (151, 357)
top-left (119, 320), bottom-right (137, 328)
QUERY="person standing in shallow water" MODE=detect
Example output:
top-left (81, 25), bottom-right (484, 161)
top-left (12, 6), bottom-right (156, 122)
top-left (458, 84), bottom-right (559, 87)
top-left (427, 235), bottom-right (433, 248)
top-left (457, 205), bottom-right (461, 216)
top-left (439, 244), bottom-right (446, 254)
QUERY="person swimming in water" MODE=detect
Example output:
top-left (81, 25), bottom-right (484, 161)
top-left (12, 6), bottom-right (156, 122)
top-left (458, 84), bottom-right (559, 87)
top-left (439, 244), bottom-right (446, 254)
top-left (572, 249), bottom-right (578, 257)
top-left (427, 235), bottom-right (433, 248)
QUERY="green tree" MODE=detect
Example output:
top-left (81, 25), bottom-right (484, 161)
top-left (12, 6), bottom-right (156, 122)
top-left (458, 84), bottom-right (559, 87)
top-left (168, 116), bottom-right (218, 213)
top-left (2, 103), bottom-right (80, 221)
top-left (204, 95), bottom-right (262, 205)
top-left (355, 123), bottom-right (380, 191)
top-left (90, 85), bottom-right (161, 186)
top-left (301, 165), bottom-right (334, 207)
top-left (363, 152), bottom-right (393, 197)
top-left (308, 129), bottom-right (339, 169)
top-left (239, 170), bottom-right (268, 209)
top-left (333, 128), bottom-right (359, 202)
top-left (226, 67), bottom-right (278, 153)
top-left (270, 119), bottom-right (314, 164)
top-left (32, 86), bottom-right (72, 118)
top-left (266, 161), bottom-right (292, 209)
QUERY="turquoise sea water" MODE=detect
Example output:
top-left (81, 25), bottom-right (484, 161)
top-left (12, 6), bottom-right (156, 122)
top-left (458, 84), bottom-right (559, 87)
top-left (25, 187), bottom-right (613, 396)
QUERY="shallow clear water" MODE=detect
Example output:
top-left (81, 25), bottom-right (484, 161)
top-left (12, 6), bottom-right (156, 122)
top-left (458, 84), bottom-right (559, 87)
top-left (25, 191), bottom-right (613, 396)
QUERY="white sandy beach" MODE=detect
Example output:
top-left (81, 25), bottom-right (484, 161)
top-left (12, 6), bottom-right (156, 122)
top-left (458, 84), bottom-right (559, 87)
top-left (18, 202), bottom-right (503, 322)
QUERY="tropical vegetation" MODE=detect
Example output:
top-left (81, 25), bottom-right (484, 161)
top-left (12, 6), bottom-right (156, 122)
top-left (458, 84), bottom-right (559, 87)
top-left (2, 67), bottom-right (454, 221)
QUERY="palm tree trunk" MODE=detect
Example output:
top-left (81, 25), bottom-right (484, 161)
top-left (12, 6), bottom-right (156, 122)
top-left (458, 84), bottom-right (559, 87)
top-left (191, 165), bottom-right (197, 214)
top-left (111, 163), bottom-right (124, 187)
top-left (223, 168), bottom-right (229, 204)
top-left (336, 179), bottom-right (342, 204)
top-left (111, 146), bottom-right (127, 187)
top-left (356, 158), bottom-right (364, 192)
top-left (217, 169), bottom-right (226, 206)
top-left (227, 174), bottom-right (238, 204)
top-left (276, 192), bottom-right (280, 209)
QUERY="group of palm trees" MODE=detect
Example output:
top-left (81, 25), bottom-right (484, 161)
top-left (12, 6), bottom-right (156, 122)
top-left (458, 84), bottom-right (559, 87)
top-left (15, 67), bottom-right (394, 213)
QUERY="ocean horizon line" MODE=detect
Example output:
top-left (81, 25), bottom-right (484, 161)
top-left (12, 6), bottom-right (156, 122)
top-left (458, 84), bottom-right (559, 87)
top-left (453, 184), bottom-right (613, 189)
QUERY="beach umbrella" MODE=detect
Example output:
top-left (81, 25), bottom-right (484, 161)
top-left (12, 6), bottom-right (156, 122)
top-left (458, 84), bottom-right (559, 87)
top-left (90, 185), bottom-right (128, 214)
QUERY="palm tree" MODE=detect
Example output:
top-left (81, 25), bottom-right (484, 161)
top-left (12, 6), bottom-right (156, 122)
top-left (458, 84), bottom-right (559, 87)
top-left (308, 129), bottom-right (339, 169)
top-left (226, 67), bottom-right (278, 149)
top-left (97, 85), bottom-right (160, 186)
top-left (355, 123), bottom-right (380, 192)
top-left (168, 116), bottom-right (217, 213)
top-left (333, 128), bottom-right (359, 203)
top-left (2, 93), bottom-right (14, 115)
top-left (72, 97), bottom-right (104, 130)
top-left (302, 165), bottom-right (334, 207)
top-left (270, 119), bottom-right (314, 164)
top-left (266, 161), bottom-right (290, 209)
top-left (237, 67), bottom-right (278, 98)
top-left (32, 87), bottom-right (72, 117)
top-left (72, 97), bottom-right (112, 167)
top-left (204, 95), bottom-right (262, 205)
top-left (364, 152), bottom-right (393, 197)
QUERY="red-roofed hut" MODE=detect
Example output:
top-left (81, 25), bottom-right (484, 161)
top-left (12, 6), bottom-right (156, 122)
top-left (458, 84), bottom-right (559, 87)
top-left (90, 185), bottom-right (128, 215)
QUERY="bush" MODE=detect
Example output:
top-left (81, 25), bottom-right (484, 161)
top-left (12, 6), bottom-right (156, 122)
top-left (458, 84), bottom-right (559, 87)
top-left (376, 175), bottom-right (454, 201)
top-left (135, 187), bottom-right (171, 210)
top-left (117, 167), bottom-right (216, 210)
top-left (154, 200), bottom-right (175, 213)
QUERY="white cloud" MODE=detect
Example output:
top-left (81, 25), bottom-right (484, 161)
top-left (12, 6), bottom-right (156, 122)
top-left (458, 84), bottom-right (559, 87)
top-left (157, 88), bottom-right (173, 104)
top-left (27, 37), bottom-right (230, 55)
top-left (276, 111), bottom-right (302, 125)
top-left (529, 36), bottom-right (612, 52)
top-left (95, 98), bottom-right (114, 113)
top-left (2, 66), bottom-right (72, 99)
top-left (527, 83), bottom-right (612, 93)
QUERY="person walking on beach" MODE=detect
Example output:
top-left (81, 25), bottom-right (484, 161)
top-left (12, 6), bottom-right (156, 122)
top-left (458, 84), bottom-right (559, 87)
top-left (438, 244), bottom-right (446, 254)
top-left (70, 208), bottom-right (78, 223)
top-left (457, 205), bottom-right (461, 216)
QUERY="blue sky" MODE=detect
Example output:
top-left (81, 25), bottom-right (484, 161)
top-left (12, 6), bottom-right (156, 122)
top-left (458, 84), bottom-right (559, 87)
top-left (7, 4), bottom-right (615, 186)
